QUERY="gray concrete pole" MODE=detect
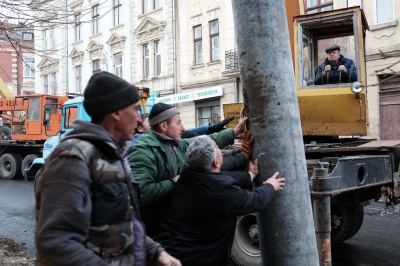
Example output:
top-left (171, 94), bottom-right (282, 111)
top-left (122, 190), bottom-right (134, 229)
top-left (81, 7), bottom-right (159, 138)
top-left (231, 1), bottom-right (319, 265)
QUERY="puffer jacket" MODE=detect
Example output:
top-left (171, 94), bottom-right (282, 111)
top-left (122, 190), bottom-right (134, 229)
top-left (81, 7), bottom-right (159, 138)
top-left (35, 120), bottom-right (164, 266)
top-left (128, 128), bottom-right (235, 237)
top-left (314, 55), bottom-right (357, 85)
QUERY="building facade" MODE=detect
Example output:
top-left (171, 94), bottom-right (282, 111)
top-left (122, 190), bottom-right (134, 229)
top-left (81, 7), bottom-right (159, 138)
top-left (31, 0), bottom-right (133, 96)
top-left (0, 22), bottom-right (35, 95)
top-left (29, 0), bottom-right (400, 139)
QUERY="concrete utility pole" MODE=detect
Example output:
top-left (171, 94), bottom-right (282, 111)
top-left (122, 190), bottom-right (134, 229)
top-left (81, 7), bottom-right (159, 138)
top-left (231, 1), bottom-right (319, 265)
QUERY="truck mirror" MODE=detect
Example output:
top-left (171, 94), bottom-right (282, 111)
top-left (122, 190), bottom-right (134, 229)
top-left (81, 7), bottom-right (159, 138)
top-left (43, 106), bottom-right (51, 127)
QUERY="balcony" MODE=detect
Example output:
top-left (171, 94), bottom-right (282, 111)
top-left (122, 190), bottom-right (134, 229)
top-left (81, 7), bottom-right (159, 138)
top-left (222, 49), bottom-right (240, 78)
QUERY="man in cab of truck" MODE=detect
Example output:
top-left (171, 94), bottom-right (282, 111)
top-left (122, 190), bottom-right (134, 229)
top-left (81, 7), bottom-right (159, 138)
top-left (314, 44), bottom-right (357, 85)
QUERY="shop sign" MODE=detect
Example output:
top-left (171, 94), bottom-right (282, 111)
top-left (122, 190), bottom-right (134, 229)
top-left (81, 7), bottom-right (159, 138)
top-left (155, 86), bottom-right (223, 104)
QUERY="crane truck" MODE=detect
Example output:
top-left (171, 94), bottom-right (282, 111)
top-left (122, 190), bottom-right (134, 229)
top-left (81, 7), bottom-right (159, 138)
top-left (0, 93), bottom-right (73, 181)
top-left (26, 87), bottom-right (150, 182)
top-left (223, 5), bottom-right (400, 266)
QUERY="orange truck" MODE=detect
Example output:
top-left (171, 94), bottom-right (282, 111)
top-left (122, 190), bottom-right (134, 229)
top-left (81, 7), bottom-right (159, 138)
top-left (0, 94), bottom-right (72, 180)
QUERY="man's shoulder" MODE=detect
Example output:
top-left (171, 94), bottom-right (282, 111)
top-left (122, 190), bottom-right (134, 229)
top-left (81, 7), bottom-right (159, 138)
top-left (52, 138), bottom-right (96, 162)
top-left (134, 131), bottom-right (158, 144)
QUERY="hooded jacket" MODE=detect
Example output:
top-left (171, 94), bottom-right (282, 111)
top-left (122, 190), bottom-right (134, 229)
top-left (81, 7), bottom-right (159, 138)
top-left (314, 55), bottom-right (357, 85)
top-left (35, 120), bottom-right (163, 266)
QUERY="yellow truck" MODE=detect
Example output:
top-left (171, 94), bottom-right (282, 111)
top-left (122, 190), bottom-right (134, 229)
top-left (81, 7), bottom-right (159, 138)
top-left (225, 5), bottom-right (400, 265)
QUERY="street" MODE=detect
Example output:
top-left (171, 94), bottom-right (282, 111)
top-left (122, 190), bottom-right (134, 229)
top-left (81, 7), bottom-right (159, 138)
top-left (0, 178), bottom-right (399, 264)
top-left (332, 201), bottom-right (400, 266)
top-left (0, 179), bottom-right (36, 259)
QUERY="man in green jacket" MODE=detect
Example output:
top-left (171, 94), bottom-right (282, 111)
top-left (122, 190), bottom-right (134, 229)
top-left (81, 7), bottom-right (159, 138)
top-left (128, 103), bottom-right (247, 237)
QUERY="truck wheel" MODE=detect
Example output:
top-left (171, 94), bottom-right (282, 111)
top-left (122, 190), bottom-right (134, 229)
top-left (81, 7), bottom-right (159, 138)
top-left (22, 154), bottom-right (40, 181)
top-left (231, 214), bottom-right (262, 265)
top-left (331, 203), bottom-right (364, 245)
top-left (0, 153), bottom-right (22, 179)
top-left (341, 205), bottom-right (364, 242)
top-left (0, 126), bottom-right (11, 140)
top-left (33, 168), bottom-right (42, 196)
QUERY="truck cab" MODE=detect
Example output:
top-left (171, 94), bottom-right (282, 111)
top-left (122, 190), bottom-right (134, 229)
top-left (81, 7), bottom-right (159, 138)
top-left (295, 7), bottom-right (369, 138)
top-left (26, 97), bottom-right (90, 180)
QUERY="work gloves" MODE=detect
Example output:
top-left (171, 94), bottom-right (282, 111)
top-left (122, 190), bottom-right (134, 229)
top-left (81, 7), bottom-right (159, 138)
top-left (207, 116), bottom-right (234, 134)
top-left (240, 131), bottom-right (255, 159)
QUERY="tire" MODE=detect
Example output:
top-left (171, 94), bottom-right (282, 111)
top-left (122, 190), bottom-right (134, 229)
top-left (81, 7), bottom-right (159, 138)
top-left (0, 126), bottom-right (12, 140)
top-left (22, 154), bottom-right (40, 181)
top-left (331, 203), bottom-right (364, 245)
top-left (231, 214), bottom-right (262, 265)
top-left (33, 168), bottom-right (42, 197)
top-left (0, 153), bottom-right (22, 180)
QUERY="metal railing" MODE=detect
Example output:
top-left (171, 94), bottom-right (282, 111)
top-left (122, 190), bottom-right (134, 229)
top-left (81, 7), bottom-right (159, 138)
top-left (224, 49), bottom-right (239, 72)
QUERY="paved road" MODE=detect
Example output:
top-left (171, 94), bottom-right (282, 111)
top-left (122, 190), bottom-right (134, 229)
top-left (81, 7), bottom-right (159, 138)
top-left (0, 179), bottom-right (36, 258)
top-left (1, 179), bottom-right (399, 264)
top-left (332, 201), bottom-right (400, 266)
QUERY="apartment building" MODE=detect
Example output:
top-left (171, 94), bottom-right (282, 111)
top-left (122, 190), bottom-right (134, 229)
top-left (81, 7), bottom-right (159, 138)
top-left (31, 0), bottom-right (133, 95)
top-left (131, 0), bottom-right (175, 105)
top-left (28, 0), bottom-right (399, 139)
top-left (0, 22), bottom-right (35, 95)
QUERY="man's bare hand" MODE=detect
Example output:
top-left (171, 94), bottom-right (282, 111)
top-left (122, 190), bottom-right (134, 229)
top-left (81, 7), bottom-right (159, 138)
top-left (157, 251), bottom-right (182, 266)
top-left (263, 172), bottom-right (285, 191)
top-left (248, 159), bottom-right (259, 181)
top-left (233, 107), bottom-right (248, 136)
top-left (172, 175), bottom-right (180, 182)
top-left (323, 65), bottom-right (331, 76)
top-left (338, 65), bottom-right (347, 73)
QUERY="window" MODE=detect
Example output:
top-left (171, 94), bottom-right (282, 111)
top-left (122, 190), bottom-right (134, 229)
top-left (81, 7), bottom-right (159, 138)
top-left (50, 28), bottom-right (55, 49)
top-left (194, 25), bottom-right (202, 65)
top-left (22, 32), bottom-right (33, 41)
top-left (143, 44), bottom-right (150, 79)
top-left (92, 4), bottom-right (99, 35)
top-left (297, 11), bottom-right (359, 87)
top-left (114, 53), bottom-right (123, 77)
top-left (43, 29), bottom-right (49, 50)
top-left (43, 74), bottom-right (49, 94)
top-left (50, 73), bottom-right (57, 95)
top-left (24, 58), bottom-right (35, 77)
top-left (92, 59), bottom-right (101, 73)
top-left (75, 65), bottom-right (82, 93)
top-left (113, 0), bottom-right (122, 26)
top-left (374, 0), bottom-right (394, 25)
top-left (154, 40), bottom-right (161, 77)
top-left (64, 106), bottom-right (79, 129)
top-left (42, 73), bottom-right (57, 94)
top-left (198, 105), bottom-right (220, 126)
top-left (209, 20), bottom-right (220, 62)
top-left (143, 0), bottom-right (159, 13)
top-left (74, 13), bottom-right (81, 41)
top-left (306, 0), bottom-right (333, 14)
top-left (143, 0), bottom-right (149, 13)
top-left (154, 0), bottom-right (160, 9)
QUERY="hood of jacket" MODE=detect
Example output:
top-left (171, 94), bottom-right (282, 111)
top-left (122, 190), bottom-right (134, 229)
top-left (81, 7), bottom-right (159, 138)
top-left (62, 120), bottom-right (131, 159)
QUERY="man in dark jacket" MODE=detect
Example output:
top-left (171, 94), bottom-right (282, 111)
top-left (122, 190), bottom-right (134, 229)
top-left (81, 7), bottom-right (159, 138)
top-left (128, 103), bottom-right (248, 237)
top-left (154, 135), bottom-right (285, 265)
top-left (35, 71), bottom-right (181, 266)
top-left (314, 45), bottom-right (357, 85)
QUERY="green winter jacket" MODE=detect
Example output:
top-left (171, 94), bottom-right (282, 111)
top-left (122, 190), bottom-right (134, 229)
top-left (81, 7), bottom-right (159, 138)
top-left (128, 128), bottom-right (235, 236)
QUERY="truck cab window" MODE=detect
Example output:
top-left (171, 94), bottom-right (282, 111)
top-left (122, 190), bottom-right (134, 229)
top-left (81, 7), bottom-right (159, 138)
top-left (296, 9), bottom-right (366, 89)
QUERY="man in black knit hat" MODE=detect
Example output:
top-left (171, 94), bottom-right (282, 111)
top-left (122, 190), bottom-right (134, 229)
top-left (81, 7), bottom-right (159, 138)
top-left (35, 71), bottom-right (181, 266)
top-left (128, 102), bottom-right (248, 237)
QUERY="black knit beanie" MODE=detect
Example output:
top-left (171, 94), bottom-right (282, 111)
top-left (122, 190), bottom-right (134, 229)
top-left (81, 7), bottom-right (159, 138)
top-left (83, 71), bottom-right (140, 119)
top-left (149, 103), bottom-right (180, 126)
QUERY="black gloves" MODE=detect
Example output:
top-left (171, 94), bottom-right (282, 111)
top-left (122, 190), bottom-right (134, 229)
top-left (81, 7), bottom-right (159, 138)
top-left (207, 116), bottom-right (234, 134)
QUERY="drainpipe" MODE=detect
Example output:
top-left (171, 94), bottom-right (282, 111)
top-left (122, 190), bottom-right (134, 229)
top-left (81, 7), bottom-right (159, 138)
top-left (172, 0), bottom-right (177, 95)
top-left (234, 77), bottom-right (239, 103)
top-left (65, 0), bottom-right (69, 93)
